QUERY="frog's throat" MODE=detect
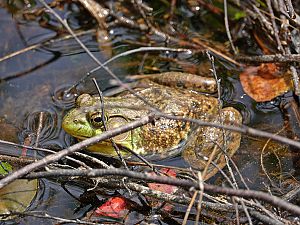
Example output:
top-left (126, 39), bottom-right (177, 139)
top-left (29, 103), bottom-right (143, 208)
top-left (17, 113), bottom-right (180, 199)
top-left (75, 128), bottom-right (145, 156)
top-left (85, 141), bottom-right (130, 156)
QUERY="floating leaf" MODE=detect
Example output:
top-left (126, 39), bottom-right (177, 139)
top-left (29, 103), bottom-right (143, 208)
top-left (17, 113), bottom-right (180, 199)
top-left (94, 196), bottom-right (129, 219)
top-left (148, 168), bottom-right (178, 194)
top-left (0, 120), bottom-right (38, 220)
top-left (0, 179), bottom-right (38, 219)
top-left (240, 63), bottom-right (291, 102)
top-left (147, 168), bottom-right (178, 212)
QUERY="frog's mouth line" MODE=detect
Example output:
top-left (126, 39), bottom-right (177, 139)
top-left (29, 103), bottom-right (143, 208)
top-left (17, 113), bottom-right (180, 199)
top-left (74, 135), bottom-right (132, 151)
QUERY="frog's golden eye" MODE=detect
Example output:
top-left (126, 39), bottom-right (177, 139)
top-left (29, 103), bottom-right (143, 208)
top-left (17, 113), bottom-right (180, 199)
top-left (89, 112), bottom-right (107, 128)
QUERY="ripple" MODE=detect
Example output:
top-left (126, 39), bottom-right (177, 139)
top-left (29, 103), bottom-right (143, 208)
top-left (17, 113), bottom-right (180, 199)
top-left (20, 108), bottom-right (66, 152)
top-left (51, 85), bottom-right (79, 109)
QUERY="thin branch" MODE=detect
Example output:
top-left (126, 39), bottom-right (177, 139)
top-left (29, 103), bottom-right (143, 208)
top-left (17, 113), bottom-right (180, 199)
top-left (66, 46), bottom-right (192, 92)
top-left (290, 65), bottom-right (300, 96)
top-left (0, 115), bottom-right (153, 189)
top-left (283, 0), bottom-right (296, 19)
top-left (266, 0), bottom-right (284, 52)
top-left (2, 112), bottom-right (300, 188)
top-left (23, 168), bottom-right (300, 216)
top-left (224, 0), bottom-right (238, 54)
top-left (158, 113), bottom-right (300, 149)
top-left (237, 54), bottom-right (300, 63)
top-left (0, 29), bottom-right (96, 63)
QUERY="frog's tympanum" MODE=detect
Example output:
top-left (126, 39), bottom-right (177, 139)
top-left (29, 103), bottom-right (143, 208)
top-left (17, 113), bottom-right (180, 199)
top-left (62, 72), bottom-right (242, 179)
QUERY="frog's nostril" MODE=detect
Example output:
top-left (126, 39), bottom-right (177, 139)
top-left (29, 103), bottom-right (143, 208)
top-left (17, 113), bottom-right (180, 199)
top-left (73, 118), bottom-right (87, 125)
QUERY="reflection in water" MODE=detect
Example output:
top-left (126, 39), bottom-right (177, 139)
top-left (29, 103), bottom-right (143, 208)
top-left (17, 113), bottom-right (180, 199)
top-left (51, 85), bottom-right (78, 109)
top-left (7, 179), bottom-right (89, 225)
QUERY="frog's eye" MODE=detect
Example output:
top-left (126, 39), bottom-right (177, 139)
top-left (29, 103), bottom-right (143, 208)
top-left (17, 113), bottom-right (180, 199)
top-left (76, 94), bottom-right (94, 107)
top-left (89, 112), bottom-right (107, 128)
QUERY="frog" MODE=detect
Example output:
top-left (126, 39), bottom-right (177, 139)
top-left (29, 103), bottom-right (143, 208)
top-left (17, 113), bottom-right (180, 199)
top-left (62, 72), bottom-right (242, 179)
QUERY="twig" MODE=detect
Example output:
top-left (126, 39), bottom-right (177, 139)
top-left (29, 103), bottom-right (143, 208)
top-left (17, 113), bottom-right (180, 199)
top-left (290, 65), bottom-right (300, 96)
top-left (240, 200), bottom-right (253, 225)
top-left (260, 127), bottom-right (285, 186)
top-left (283, 0), bottom-right (296, 19)
top-left (73, 152), bottom-right (110, 169)
top-left (0, 139), bottom-right (89, 169)
top-left (92, 78), bottom-right (129, 169)
top-left (232, 197), bottom-right (240, 225)
top-left (67, 46), bottom-right (191, 92)
top-left (237, 53), bottom-right (300, 63)
top-left (0, 29), bottom-right (96, 63)
top-left (24, 168), bottom-right (300, 216)
top-left (33, 112), bottom-right (45, 159)
top-left (252, 4), bottom-right (274, 35)
top-left (0, 115), bottom-right (154, 188)
top-left (158, 113), bottom-right (300, 149)
top-left (282, 180), bottom-right (300, 202)
top-left (1, 211), bottom-right (98, 225)
top-left (266, 0), bottom-right (284, 52)
top-left (182, 191), bottom-right (197, 225)
top-left (0, 155), bottom-right (35, 166)
top-left (195, 172), bottom-right (205, 225)
top-left (224, 0), bottom-right (238, 54)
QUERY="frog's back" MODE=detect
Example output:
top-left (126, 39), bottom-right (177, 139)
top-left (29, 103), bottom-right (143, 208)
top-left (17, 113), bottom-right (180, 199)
top-left (112, 84), bottom-right (220, 157)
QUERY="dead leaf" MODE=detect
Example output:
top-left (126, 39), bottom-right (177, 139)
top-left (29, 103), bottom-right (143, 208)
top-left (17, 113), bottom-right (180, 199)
top-left (147, 168), bottom-right (178, 212)
top-left (94, 196), bottom-right (129, 218)
top-left (148, 168), bottom-right (177, 194)
top-left (0, 179), bottom-right (38, 219)
top-left (240, 63), bottom-right (291, 102)
top-left (0, 161), bottom-right (38, 220)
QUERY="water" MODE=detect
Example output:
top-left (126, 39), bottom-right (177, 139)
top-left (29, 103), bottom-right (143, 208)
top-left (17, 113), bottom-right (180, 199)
top-left (0, 1), bottom-right (299, 223)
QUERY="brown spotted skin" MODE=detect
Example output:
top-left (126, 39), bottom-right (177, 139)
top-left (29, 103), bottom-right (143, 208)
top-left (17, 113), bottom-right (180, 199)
top-left (182, 107), bottom-right (242, 180)
top-left (62, 73), bottom-right (242, 178)
top-left (148, 72), bottom-right (217, 93)
top-left (133, 83), bottom-right (219, 156)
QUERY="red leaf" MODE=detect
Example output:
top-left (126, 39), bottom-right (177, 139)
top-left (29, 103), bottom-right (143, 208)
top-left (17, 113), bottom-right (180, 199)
top-left (148, 168), bottom-right (178, 194)
top-left (147, 168), bottom-right (178, 212)
top-left (94, 197), bottom-right (128, 218)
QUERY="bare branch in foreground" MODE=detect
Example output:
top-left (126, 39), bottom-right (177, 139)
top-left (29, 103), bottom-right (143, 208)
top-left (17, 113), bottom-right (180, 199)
top-left (1, 211), bottom-right (98, 225)
top-left (2, 112), bottom-right (300, 189)
top-left (24, 168), bottom-right (300, 216)
top-left (0, 115), bottom-right (154, 189)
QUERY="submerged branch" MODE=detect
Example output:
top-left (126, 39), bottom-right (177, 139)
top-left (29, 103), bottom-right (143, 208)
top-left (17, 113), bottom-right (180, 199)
top-left (237, 54), bottom-right (300, 63)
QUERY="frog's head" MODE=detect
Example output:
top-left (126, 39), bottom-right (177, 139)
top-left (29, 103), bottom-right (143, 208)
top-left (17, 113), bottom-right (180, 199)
top-left (62, 94), bottom-right (135, 156)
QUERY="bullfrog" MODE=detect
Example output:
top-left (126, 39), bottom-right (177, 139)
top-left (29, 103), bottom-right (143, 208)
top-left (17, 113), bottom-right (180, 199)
top-left (62, 72), bottom-right (242, 178)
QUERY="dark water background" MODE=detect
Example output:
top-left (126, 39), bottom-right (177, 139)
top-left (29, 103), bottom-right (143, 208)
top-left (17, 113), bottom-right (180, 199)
top-left (0, 1), bottom-right (297, 224)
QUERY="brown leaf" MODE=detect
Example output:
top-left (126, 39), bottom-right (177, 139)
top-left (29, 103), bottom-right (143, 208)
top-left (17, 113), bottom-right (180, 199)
top-left (240, 63), bottom-right (291, 102)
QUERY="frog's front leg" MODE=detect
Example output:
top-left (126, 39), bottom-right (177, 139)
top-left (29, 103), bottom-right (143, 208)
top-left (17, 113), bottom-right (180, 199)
top-left (182, 107), bottom-right (242, 180)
